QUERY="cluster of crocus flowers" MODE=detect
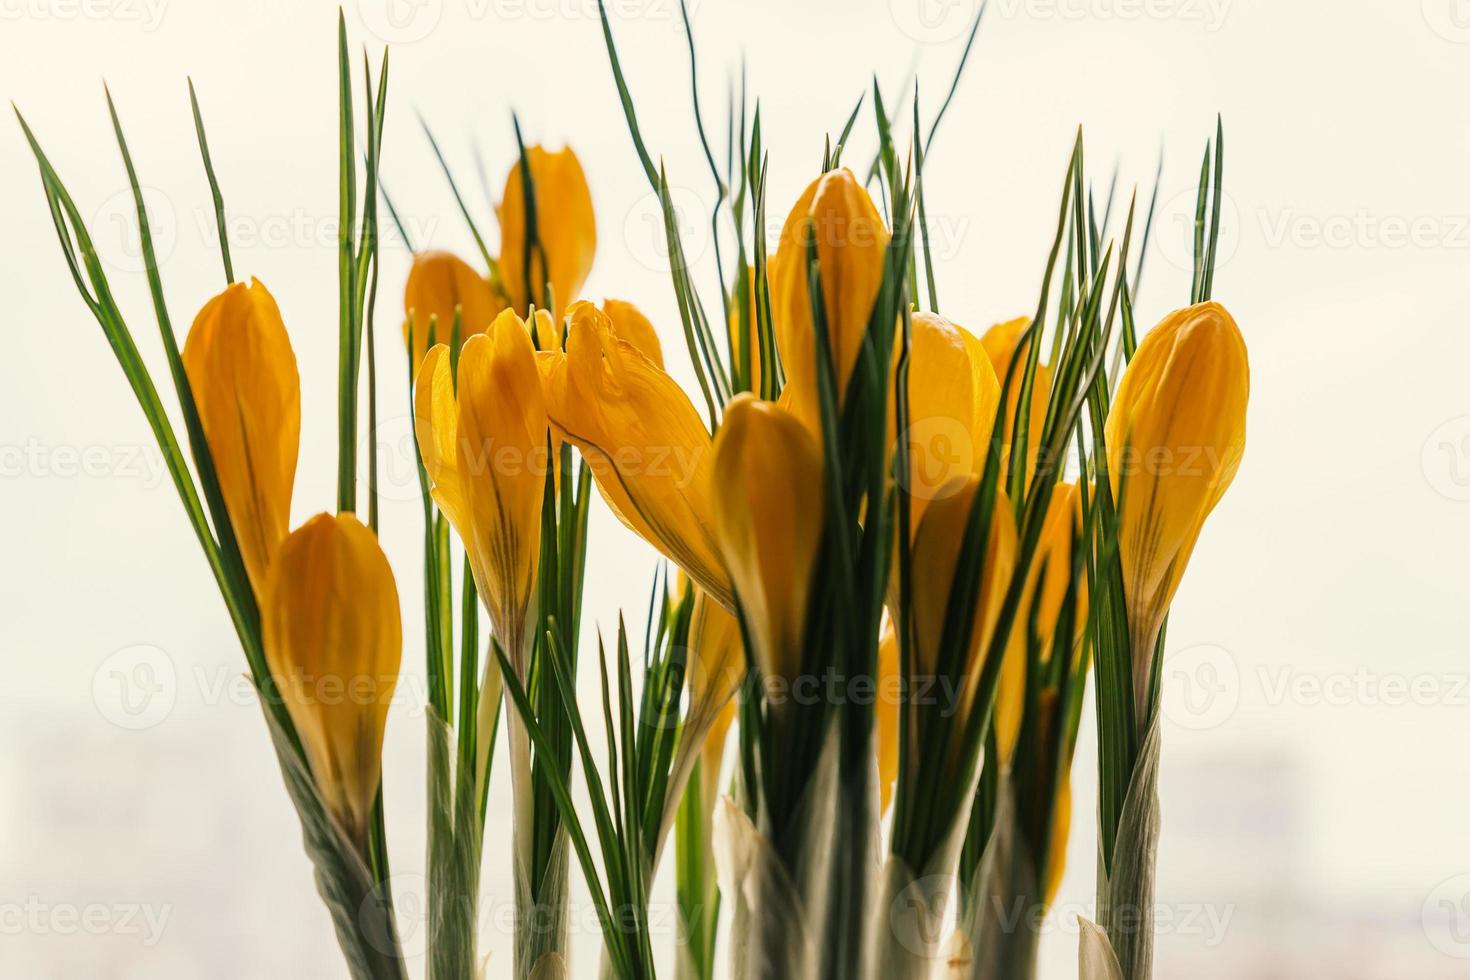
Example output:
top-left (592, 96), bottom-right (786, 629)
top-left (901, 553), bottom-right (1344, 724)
top-left (402, 145), bottom-right (596, 370)
top-left (1104, 301), bottom-right (1249, 713)
top-left (182, 278), bottom-right (403, 852)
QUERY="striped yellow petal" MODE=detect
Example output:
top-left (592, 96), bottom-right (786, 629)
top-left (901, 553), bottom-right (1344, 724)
top-left (414, 309), bottom-right (548, 667)
top-left (711, 393), bottom-right (824, 687)
top-left (1026, 480), bottom-right (1088, 656)
top-left (542, 301), bottom-right (731, 607)
top-left (1105, 301), bottom-right (1248, 672)
top-left (181, 278), bottom-right (300, 598)
top-left (262, 512), bottom-right (401, 849)
top-left (497, 145), bottom-right (596, 321)
top-left (402, 250), bottom-right (502, 370)
top-left (769, 168), bottom-right (888, 424)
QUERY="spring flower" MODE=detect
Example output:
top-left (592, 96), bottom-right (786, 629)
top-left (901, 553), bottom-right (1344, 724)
top-left (979, 316), bottom-right (1053, 487)
top-left (402, 250), bottom-right (502, 369)
top-left (711, 393), bottom-right (824, 687)
top-left (769, 168), bottom-right (888, 423)
top-left (181, 278), bottom-right (300, 597)
top-left (497, 145), bottom-right (596, 321)
top-left (541, 302), bottom-right (731, 607)
top-left (261, 513), bottom-right (401, 849)
top-left (414, 308), bottom-right (547, 669)
top-left (909, 476), bottom-right (1022, 762)
top-left (1105, 301), bottom-right (1248, 695)
top-left (894, 312), bottom-right (1002, 531)
top-left (727, 263), bottom-right (764, 395)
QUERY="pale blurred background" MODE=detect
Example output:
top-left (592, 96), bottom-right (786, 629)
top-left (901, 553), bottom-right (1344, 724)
top-left (4, 0), bottom-right (1470, 976)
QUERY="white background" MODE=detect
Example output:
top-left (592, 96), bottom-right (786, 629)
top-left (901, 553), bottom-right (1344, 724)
top-left (4, 0), bottom-right (1470, 976)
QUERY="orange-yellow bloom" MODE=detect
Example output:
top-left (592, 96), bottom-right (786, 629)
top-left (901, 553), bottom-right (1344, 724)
top-left (541, 302), bottom-right (731, 607)
top-left (894, 312), bottom-right (1002, 532)
top-left (415, 309), bottom-right (547, 668)
top-left (497, 146), bottom-right (596, 321)
top-left (727, 264), bottom-right (764, 395)
top-left (876, 622), bottom-right (899, 815)
top-left (909, 476), bottom-right (1022, 762)
top-left (181, 278), bottom-right (300, 597)
top-left (979, 316), bottom-right (1053, 488)
top-left (688, 587), bottom-right (743, 807)
top-left (261, 512), bottom-right (401, 848)
top-left (402, 250), bottom-right (502, 369)
top-left (769, 169), bottom-right (888, 423)
top-left (711, 394), bottom-right (824, 687)
top-left (1105, 301), bottom-right (1248, 689)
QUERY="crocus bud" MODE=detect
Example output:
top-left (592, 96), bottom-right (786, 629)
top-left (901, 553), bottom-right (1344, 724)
top-left (876, 622), bottom-right (899, 815)
top-left (182, 278), bottom-right (300, 597)
top-left (711, 393), bottom-right (824, 688)
top-left (688, 588), bottom-right (743, 807)
top-left (497, 145), bottom-right (596, 321)
top-left (402, 250), bottom-right (502, 370)
top-left (1105, 301), bottom-right (1248, 685)
top-left (415, 308), bottom-right (547, 668)
top-left (541, 302), bottom-right (731, 608)
top-left (910, 476), bottom-right (1022, 762)
top-left (769, 168), bottom-right (888, 424)
top-left (262, 513), bottom-right (401, 849)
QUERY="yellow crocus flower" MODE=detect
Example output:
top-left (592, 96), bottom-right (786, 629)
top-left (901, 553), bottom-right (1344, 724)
top-left (402, 250), bottom-right (502, 369)
top-left (261, 512), bottom-right (401, 849)
top-left (909, 476), bottom-right (1022, 762)
top-left (181, 278), bottom-right (300, 598)
top-left (497, 145), bottom-right (596, 321)
top-left (414, 308), bottom-right (547, 669)
top-left (894, 312), bottom-right (1002, 532)
top-left (710, 393), bottom-right (824, 688)
top-left (1105, 301), bottom-right (1248, 690)
top-left (979, 316), bottom-right (1053, 488)
top-left (541, 301), bottom-right (731, 608)
top-left (769, 168), bottom-right (888, 423)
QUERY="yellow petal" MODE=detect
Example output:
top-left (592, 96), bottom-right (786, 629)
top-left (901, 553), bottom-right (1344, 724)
top-left (1105, 301), bottom-right (1248, 660)
top-left (181, 278), bottom-right (300, 597)
top-left (979, 316), bottom-right (1052, 487)
top-left (893, 312), bottom-right (1001, 533)
top-left (602, 298), bottom-right (664, 369)
top-left (415, 310), bottom-right (548, 665)
top-left (498, 145), bottom-right (596, 321)
top-left (262, 512), bottom-right (401, 848)
top-left (910, 476), bottom-right (1021, 760)
top-left (769, 168), bottom-right (888, 423)
top-left (543, 301), bottom-right (731, 607)
top-left (1046, 770), bottom-right (1072, 908)
top-left (876, 621), bottom-right (899, 816)
top-left (403, 250), bottom-right (502, 370)
top-left (711, 393), bottom-right (824, 686)
top-left (689, 589), bottom-right (743, 807)
top-left (1025, 480), bottom-right (1088, 657)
